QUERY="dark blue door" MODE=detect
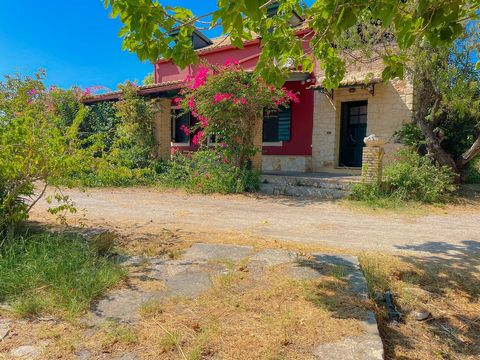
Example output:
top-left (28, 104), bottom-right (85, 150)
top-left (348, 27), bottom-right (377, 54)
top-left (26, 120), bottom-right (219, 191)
top-left (339, 101), bottom-right (367, 168)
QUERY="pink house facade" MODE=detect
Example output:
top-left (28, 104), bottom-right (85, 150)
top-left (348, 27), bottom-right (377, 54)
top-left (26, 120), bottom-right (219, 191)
top-left (85, 28), bottom-right (414, 174)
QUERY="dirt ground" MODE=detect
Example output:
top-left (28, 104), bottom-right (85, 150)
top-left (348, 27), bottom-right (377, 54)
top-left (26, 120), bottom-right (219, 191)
top-left (17, 187), bottom-right (480, 359)
top-left (30, 187), bottom-right (480, 257)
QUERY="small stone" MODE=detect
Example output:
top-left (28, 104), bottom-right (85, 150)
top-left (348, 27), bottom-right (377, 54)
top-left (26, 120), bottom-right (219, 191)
top-left (74, 349), bottom-right (92, 360)
top-left (413, 311), bottom-right (431, 321)
top-left (10, 345), bottom-right (42, 358)
top-left (0, 322), bottom-right (10, 340)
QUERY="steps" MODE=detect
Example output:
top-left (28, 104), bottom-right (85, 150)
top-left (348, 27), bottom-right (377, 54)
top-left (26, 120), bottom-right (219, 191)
top-left (258, 173), bottom-right (360, 199)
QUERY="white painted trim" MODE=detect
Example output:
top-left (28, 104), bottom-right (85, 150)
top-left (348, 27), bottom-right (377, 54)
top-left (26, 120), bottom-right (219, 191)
top-left (263, 141), bottom-right (283, 147)
top-left (171, 142), bottom-right (190, 147)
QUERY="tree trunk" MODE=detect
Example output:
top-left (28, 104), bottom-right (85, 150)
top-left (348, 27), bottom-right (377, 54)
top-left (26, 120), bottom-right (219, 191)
top-left (414, 74), bottom-right (459, 176)
top-left (456, 135), bottom-right (480, 169)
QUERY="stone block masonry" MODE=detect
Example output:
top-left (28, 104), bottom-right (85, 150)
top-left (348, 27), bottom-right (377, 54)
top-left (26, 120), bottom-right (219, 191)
top-left (152, 98), bottom-right (172, 161)
top-left (362, 146), bottom-right (384, 184)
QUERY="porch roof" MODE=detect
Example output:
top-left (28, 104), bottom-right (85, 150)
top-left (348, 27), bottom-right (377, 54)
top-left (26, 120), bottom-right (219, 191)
top-left (82, 80), bottom-right (184, 104)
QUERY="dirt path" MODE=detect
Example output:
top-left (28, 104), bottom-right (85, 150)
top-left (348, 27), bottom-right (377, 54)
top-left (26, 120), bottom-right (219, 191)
top-left (30, 187), bottom-right (480, 256)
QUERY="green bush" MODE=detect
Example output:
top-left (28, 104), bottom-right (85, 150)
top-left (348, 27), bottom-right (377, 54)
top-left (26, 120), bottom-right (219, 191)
top-left (0, 231), bottom-right (125, 318)
top-left (464, 156), bottom-right (480, 184)
top-left (161, 149), bottom-right (259, 194)
top-left (350, 149), bottom-right (456, 205)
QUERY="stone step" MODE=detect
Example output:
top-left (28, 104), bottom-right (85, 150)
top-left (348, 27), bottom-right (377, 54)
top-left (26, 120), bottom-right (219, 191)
top-left (259, 174), bottom-right (357, 191)
top-left (259, 183), bottom-right (347, 199)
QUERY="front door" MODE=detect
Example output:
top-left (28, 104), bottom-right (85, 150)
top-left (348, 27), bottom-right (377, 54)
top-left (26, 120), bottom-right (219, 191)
top-left (339, 101), bottom-right (367, 168)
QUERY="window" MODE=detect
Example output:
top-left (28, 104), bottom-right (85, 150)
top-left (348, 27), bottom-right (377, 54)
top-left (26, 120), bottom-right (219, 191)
top-left (262, 106), bottom-right (292, 143)
top-left (171, 108), bottom-right (190, 145)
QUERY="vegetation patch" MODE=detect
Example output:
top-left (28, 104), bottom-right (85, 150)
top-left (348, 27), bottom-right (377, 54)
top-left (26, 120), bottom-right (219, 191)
top-left (0, 231), bottom-right (125, 318)
top-left (133, 265), bottom-right (364, 360)
top-left (349, 148), bottom-right (456, 208)
top-left (359, 252), bottom-right (480, 359)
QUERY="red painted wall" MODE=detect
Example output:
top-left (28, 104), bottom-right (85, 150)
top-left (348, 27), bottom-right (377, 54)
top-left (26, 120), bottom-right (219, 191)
top-left (157, 31), bottom-right (314, 156)
top-left (262, 80), bottom-right (313, 156)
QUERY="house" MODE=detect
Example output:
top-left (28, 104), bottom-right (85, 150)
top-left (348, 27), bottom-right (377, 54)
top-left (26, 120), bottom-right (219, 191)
top-left (84, 25), bottom-right (413, 175)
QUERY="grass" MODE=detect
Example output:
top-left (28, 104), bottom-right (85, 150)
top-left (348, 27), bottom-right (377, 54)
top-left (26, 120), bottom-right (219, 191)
top-left (134, 263), bottom-right (365, 360)
top-left (0, 231), bottom-right (126, 318)
top-left (359, 252), bottom-right (480, 359)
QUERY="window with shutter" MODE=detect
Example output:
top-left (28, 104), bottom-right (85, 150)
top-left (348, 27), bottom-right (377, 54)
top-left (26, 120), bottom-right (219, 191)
top-left (262, 106), bottom-right (291, 143)
top-left (171, 109), bottom-right (190, 144)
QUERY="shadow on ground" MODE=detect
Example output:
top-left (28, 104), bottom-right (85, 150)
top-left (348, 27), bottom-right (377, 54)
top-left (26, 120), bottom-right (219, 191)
top-left (376, 240), bottom-right (480, 359)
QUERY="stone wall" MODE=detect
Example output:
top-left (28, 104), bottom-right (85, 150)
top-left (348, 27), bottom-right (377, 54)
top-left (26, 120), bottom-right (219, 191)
top-left (251, 117), bottom-right (263, 170)
top-left (312, 79), bottom-right (413, 172)
top-left (262, 155), bottom-right (312, 172)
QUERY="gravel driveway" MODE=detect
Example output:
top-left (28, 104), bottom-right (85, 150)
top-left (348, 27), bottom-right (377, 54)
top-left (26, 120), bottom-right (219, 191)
top-left (30, 187), bottom-right (480, 256)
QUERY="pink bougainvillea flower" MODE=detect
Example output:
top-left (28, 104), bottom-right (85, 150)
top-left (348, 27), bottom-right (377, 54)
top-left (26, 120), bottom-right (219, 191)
top-left (187, 98), bottom-right (196, 110)
top-left (283, 88), bottom-right (300, 103)
top-left (224, 58), bottom-right (240, 66)
top-left (239, 98), bottom-right (248, 105)
top-left (173, 97), bottom-right (183, 105)
top-left (180, 124), bottom-right (190, 135)
top-left (213, 93), bottom-right (224, 103)
top-left (192, 131), bottom-right (203, 145)
top-left (28, 89), bottom-right (38, 96)
top-left (191, 67), bottom-right (209, 89)
top-left (197, 115), bottom-right (209, 127)
top-left (83, 88), bottom-right (91, 96)
top-left (213, 93), bottom-right (233, 103)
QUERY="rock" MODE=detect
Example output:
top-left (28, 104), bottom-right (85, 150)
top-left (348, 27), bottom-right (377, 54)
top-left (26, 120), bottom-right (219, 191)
top-left (0, 321), bottom-right (11, 340)
top-left (74, 349), bottom-right (92, 360)
top-left (250, 249), bottom-right (298, 265)
top-left (165, 271), bottom-right (212, 298)
top-left (413, 311), bottom-right (431, 321)
top-left (182, 243), bottom-right (253, 262)
top-left (10, 345), bottom-right (42, 359)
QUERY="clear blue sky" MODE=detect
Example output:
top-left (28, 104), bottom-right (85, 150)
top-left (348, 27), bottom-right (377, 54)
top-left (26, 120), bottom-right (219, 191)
top-left (0, 1), bottom-right (219, 91)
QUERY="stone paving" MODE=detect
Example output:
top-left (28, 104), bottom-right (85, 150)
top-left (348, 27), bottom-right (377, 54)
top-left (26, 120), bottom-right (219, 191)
top-left (6, 243), bottom-right (383, 359)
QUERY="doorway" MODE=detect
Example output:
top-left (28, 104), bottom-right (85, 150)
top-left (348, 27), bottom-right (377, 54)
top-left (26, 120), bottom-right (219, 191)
top-left (339, 101), bottom-right (368, 168)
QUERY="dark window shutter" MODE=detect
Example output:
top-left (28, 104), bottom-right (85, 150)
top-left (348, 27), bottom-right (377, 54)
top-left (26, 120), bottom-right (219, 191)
top-left (277, 106), bottom-right (291, 141)
top-left (263, 110), bottom-right (279, 142)
top-left (172, 110), bottom-right (190, 143)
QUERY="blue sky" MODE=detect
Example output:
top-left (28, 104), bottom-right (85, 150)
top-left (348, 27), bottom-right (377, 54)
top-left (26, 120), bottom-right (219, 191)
top-left (0, 1), bottom-right (219, 90)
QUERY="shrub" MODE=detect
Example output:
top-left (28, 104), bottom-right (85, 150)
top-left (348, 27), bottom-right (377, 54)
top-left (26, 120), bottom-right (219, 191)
top-left (161, 149), bottom-right (259, 194)
top-left (0, 231), bottom-right (125, 318)
top-left (178, 61), bottom-right (298, 169)
top-left (350, 148), bottom-right (456, 204)
top-left (60, 83), bottom-right (158, 187)
top-left (464, 156), bottom-right (480, 184)
top-left (0, 72), bottom-right (81, 237)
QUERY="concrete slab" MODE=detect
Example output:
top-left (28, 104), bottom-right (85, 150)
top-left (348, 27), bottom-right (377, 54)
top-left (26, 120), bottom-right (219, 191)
top-left (182, 243), bottom-right (253, 262)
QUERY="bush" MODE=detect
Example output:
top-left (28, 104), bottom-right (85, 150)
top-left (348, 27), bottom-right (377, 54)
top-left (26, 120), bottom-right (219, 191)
top-left (350, 149), bottom-right (456, 205)
top-left (464, 157), bottom-right (480, 184)
top-left (0, 72), bottom-right (81, 236)
top-left (0, 231), bottom-right (125, 318)
top-left (161, 149), bottom-right (259, 194)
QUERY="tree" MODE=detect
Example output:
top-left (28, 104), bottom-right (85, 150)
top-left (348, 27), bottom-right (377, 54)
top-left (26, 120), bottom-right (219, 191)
top-left (104, 0), bottom-right (479, 88)
top-left (0, 73), bottom-right (83, 239)
top-left (400, 24), bottom-right (479, 177)
top-left (142, 72), bottom-right (155, 85)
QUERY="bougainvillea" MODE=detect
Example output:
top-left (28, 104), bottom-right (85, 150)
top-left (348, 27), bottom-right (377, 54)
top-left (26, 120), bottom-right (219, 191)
top-left (178, 60), bottom-right (299, 168)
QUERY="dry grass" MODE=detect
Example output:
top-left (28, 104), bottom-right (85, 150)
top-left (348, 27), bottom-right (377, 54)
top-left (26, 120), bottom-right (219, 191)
top-left (359, 252), bottom-right (480, 360)
top-left (132, 264), bottom-right (365, 360)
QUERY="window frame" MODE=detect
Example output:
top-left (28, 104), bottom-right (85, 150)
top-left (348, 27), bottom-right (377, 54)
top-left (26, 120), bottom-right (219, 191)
top-left (171, 107), bottom-right (191, 146)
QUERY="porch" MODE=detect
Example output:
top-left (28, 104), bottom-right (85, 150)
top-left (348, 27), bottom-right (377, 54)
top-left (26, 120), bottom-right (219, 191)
top-left (259, 171), bottom-right (362, 199)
